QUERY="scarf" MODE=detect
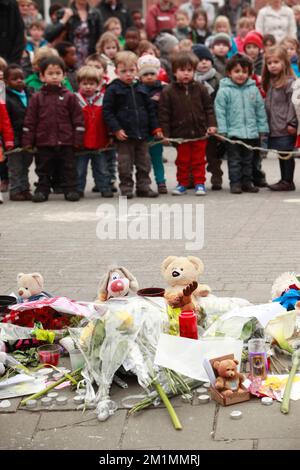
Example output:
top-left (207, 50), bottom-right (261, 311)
top-left (9, 89), bottom-right (28, 107)
top-left (194, 68), bottom-right (217, 95)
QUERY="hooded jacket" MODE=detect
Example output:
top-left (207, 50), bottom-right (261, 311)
top-left (215, 77), bottom-right (269, 139)
top-left (22, 85), bottom-right (85, 148)
top-left (103, 79), bottom-right (160, 140)
top-left (159, 80), bottom-right (216, 138)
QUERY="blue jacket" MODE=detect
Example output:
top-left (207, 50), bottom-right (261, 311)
top-left (215, 77), bottom-right (269, 139)
top-left (103, 79), bottom-right (160, 140)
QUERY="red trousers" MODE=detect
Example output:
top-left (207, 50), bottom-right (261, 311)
top-left (175, 139), bottom-right (207, 186)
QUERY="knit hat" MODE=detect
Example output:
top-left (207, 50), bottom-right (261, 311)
top-left (243, 31), bottom-right (263, 51)
top-left (155, 32), bottom-right (179, 56)
top-left (192, 44), bottom-right (214, 63)
top-left (211, 33), bottom-right (231, 48)
top-left (137, 54), bottom-right (160, 77)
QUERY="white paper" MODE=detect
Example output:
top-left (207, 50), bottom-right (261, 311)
top-left (216, 303), bottom-right (286, 328)
top-left (154, 334), bottom-right (243, 381)
top-left (0, 374), bottom-right (34, 389)
top-left (0, 376), bottom-right (46, 399)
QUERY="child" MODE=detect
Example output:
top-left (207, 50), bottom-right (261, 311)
top-left (75, 66), bottom-right (113, 198)
top-left (104, 17), bottom-right (125, 49)
top-left (0, 103), bottom-right (14, 199)
top-left (17, 0), bottom-right (34, 32)
top-left (211, 33), bottom-right (231, 76)
top-left (137, 54), bottom-right (167, 194)
top-left (103, 51), bottom-right (162, 198)
top-left (215, 54), bottom-right (269, 194)
top-left (26, 46), bottom-right (73, 92)
top-left (5, 64), bottom-right (33, 201)
top-left (26, 21), bottom-right (48, 53)
top-left (207, 16), bottom-right (238, 57)
top-left (137, 40), bottom-right (169, 83)
top-left (263, 45), bottom-right (297, 191)
top-left (173, 10), bottom-right (192, 42)
top-left (281, 37), bottom-right (300, 78)
top-left (22, 56), bottom-right (85, 202)
top-left (190, 9), bottom-right (211, 45)
top-left (159, 51), bottom-right (217, 196)
top-left (263, 34), bottom-right (276, 54)
top-left (241, 6), bottom-right (257, 30)
top-left (178, 39), bottom-right (193, 52)
top-left (234, 17), bottom-right (252, 53)
top-left (193, 44), bottom-right (223, 190)
top-left (85, 54), bottom-right (107, 79)
top-left (131, 10), bottom-right (147, 40)
top-left (243, 31), bottom-right (264, 77)
top-left (124, 27), bottom-right (141, 55)
top-left (96, 32), bottom-right (119, 83)
top-left (155, 32), bottom-right (179, 81)
top-left (55, 41), bottom-right (78, 91)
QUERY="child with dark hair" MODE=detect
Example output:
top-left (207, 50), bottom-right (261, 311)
top-left (4, 64), bottom-right (33, 201)
top-left (159, 51), bottom-right (217, 196)
top-left (124, 27), bottom-right (141, 55)
top-left (26, 20), bottom-right (48, 53)
top-left (131, 10), bottom-right (147, 40)
top-left (22, 56), bottom-right (85, 203)
top-left (263, 34), bottom-right (276, 53)
top-left (55, 41), bottom-right (78, 91)
top-left (190, 9), bottom-right (211, 45)
top-left (215, 54), bottom-right (269, 194)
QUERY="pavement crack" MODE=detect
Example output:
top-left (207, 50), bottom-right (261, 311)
top-left (118, 410), bottom-right (130, 449)
top-left (211, 403), bottom-right (219, 439)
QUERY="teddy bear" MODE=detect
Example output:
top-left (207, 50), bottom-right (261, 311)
top-left (213, 358), bottom-right (245, 397)
top-left (161, 256), bottom-right (210, 313)
top-left (17, 272), bottom-right (51, 302)
top-left (97, 266), bottom-right (139, 302)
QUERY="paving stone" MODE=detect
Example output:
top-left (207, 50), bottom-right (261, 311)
top-left (258, 439), bottom-right (300, 450)
top-left (0, 413), bottom-right (40, 449)
top-left (0, 397), bottom-right (21, 413)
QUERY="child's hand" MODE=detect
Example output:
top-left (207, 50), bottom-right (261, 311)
top-left (154, 131), bottom-right (164, 140)
top-left (207, 127), bottom-right (217, 135)
top-left (287, 125), bottom-right (297, 136)
top-left (115, 129), bottom-right (128, 141)
top-left (5, 145), bottom-right (14, 151)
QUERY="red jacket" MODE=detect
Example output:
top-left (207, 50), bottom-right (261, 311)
top-left (146, 2), bottom-right (177, 40)
top-left (0, 103), bottom-right (14, 149)
top-left (75, 90), bottom-right (109, 150)
top-left (22, 84), bottom-right (85, 148)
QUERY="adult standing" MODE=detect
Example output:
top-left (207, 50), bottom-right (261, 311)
top-left (0, 0), bottom-right (25, 64)
top-left (218, 0), bottom-right (250, 34)
top-left (45, 1), bottom-right (103, 66)
top-left (97, 0), bottom-right (132, 36)
top-left (180, 0), bottom-right (215, 28)
top-left (146, 0), bottom-right (178, 41)
top-left (256, 0), bottom-right (297, 43)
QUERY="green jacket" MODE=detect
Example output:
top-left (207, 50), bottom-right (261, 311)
top-left (25, 72), bottom-right (73, 92)
top-left (215, 77), bottom-right (269, 139)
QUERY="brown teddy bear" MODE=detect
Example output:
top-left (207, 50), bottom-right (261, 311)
top-left (213, 359), bottom-right (245, 397)
top-left (161, 256), bottom-right (210, 312)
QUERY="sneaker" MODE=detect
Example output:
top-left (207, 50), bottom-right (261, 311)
top-left (0, 180), bottom-right (9, 192)
top-left (230, 184), bottom-right (242, 194)
top-left (22, 191), bottom-right (32, 201)
top-left (268, 180), bottom-right (295, 191)
top-left (101, 190), bottom-right (114, 198)
top-left (65, 191), bottom-right (80, 202)
top-left (10, 192), bottom-right (26, 201)
top-left (157, 182), bottom-right (168, 194)
top-left (32, 192), bottom-right (48, 203)
top-left (242, 183), bottom-right (259, 193)
top-left (92, 186), bottom-right (100, 193)
top-left (195, 184), bottom-right (207, 196)
top-left (136, 189), bottom-right (159, 198)
top-left (172, 185), bottom-right (187, 195)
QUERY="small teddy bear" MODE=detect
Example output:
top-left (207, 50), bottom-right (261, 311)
top-left (213, 358), bottom-right (245, 397)
top-left (161, 256), bottom-right (210, 312)
top-left (17, 272), bottom-right (51, 302)
top-left (97, 266), bottom-right (139, 302)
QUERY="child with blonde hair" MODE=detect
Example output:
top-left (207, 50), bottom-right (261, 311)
top-left (103, 51), bottom-right (163, 198)
top-left (104, 17), bottom-right (125, 49)
top-left (207, 16), bottom-right (237, 57)
top-left (281, 37), bottom-right (300, 77)
top-left (96, 32), bottom-right (119, 83)
top-left (263, 46), bottom-right (297, 191)
top-left (234, 17), bottom-right (252, 53)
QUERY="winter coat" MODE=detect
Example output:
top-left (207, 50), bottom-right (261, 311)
top-left (103, 79), bottom-right (160, 140)
top-left (214, 77), bottom-right (269, 139)
top-left (0, 0), bottom-right (25, 63)
top-left (0, 103), bottom-right (14, 149)
top-left (256, 5), bottom-right (296, 43)
top-left (159, 80), bottom-right (216, 139)
top-left (191, 29), bottom-right (211, 45)
top-left (140, 80), bottom-right (166, 115)
top-left (75, 90), bottom-right (109, 150)
top-left (194, 68), bottom-right (222, 101)
top-left (22, 85), bottom-right (85, 148)
top-left (146, 2), bottom-right (178, 40)
top-left (97, 1), bottom-right (132, 35)
top-left (265, 77), bottom-right (297, 137)
top-left (25, 72), bottom-right (73, 93)
top-left (45, 3), bottom-right (103, 55)
top-left (5, 88), bottom-right (30, 148)
top-left (212, 55), bottom-right (228, 77)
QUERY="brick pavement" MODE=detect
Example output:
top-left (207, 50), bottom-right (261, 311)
top-left (1, 149), bottom-right (300, 450)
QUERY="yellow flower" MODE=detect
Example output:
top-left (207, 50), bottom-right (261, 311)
top-left (116, 311), bottom-right (134, 330)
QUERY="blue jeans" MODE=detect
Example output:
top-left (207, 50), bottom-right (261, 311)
top-left (77, 150), bottom-right (111, 193)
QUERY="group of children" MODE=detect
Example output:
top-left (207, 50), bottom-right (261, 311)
top-left (2, 4), bottom-right (300, 203)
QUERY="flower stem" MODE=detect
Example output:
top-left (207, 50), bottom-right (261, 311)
top-left (153, 380), bottom-right (182, 430)
top-left (281, 351), bottom-right (300, 414)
